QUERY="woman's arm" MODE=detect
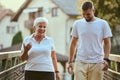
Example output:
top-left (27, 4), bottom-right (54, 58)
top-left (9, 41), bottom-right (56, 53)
top-left (51, 51), bottom-right (60, 80)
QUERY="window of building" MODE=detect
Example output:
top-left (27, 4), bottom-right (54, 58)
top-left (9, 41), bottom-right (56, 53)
top-left (29, 12), bottom-right (36, 20)
top-left (70, 27), bottom-right (73, 39)
top-left (6, 26), bottom-right (15, 34)
top-left (29, 8), bottom-right (43, 20)
top-left (0, 44), bottom-right (3, 50)
top-left (52, 7), bottom-right (58, 17)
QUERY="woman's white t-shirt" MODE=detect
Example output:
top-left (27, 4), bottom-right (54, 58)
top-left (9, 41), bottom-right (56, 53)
top-left (21, 34), bottom-right (55, 72)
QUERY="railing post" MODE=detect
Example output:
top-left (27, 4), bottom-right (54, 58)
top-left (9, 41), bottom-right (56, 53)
top-left (117, 62), bottom-right (120, 72)
top-left (1, 59), bottom-right (7, 71)
top-left (104, 54), bottom-right (120, 80)
top-left (12, 57), bottom-right (15, 66)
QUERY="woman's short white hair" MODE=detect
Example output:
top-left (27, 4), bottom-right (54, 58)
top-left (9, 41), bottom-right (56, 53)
top-left (33, 17), bottom-right (48, 27)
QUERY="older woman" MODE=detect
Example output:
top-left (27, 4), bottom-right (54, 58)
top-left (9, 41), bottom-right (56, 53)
top-left (21, 17), bottom-right (60, 80)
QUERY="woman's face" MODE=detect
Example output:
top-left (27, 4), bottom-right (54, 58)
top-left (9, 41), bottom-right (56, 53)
top-left (34, 22), bottom-right (47, 36)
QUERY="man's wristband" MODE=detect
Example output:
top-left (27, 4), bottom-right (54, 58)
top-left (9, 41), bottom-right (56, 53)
top-left (104, 58), bottom-right (110, 62)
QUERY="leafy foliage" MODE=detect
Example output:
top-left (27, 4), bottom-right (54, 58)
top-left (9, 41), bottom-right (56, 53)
top-left (92, 0), bottom-right (120, 32)
top-left (77, 0), bottom-right (120, 54)
top-left (12, 31), bottom-right (23, 45)
top-left (91, 0), bottom-right (120, 54)
top-left (77, 0), bottom-right (120, 32)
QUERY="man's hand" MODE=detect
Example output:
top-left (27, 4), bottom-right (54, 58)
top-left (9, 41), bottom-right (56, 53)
top-left (68, 63), bottom-right (74, 74)
top-left (102, 60), bottom-right (109, 71)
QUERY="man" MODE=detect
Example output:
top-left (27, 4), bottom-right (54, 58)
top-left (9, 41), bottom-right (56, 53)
top-left (68, 1), bottom-right (112, 80)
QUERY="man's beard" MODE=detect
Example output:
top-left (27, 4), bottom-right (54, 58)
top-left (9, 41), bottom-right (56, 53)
top-left (85, 18), bottom-right (92, 22)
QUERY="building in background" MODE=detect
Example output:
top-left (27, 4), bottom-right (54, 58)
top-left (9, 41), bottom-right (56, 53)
top-left (11, 0), bottom-right (81, 56)
top-left (0, 1), bottom-right (81, 79)
top-left (0, 8), bottom-right (17, 49)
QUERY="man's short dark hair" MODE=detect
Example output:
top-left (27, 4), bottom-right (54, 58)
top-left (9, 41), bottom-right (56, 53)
top-left (82, 1), bottom-right (94, 11)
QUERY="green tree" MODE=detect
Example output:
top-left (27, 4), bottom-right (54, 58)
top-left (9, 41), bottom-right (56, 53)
top-left (91, 0), bottom-right (120, 54)
top-left (91, 0), bottom-right (120, 32)
top-left (77, 0), bottom-right (120, 32)
top-left (12, 31), bottom-right (23, 45)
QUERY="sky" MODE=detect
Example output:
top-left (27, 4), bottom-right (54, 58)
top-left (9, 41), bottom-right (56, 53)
top-left (0, 0), bottom-right (25, 12)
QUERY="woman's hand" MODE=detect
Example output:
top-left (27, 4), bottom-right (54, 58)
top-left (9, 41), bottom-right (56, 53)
top-left (21, 42), bottom-right (32, 61)
top-left (23, 42), bottom-right (32, 52)
top-left (56, 72), bottom-right (60, 80)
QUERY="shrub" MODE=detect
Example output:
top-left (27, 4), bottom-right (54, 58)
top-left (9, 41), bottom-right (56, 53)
top-left (12, 31), bottom-right (23, 45)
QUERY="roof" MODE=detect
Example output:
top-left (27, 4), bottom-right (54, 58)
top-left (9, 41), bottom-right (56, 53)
top-left (11, 0), bottom-right (32, 21)
top-left (53, 0), bottom-right (80, 16)
top-left (0, 9), bottom-right (14, 21)
top-left (11, 0), bottom-right (80, 21)
top-left (0, 43), bottom-right (68, 62)
top-left (0, 43), bottom-right (22, 52)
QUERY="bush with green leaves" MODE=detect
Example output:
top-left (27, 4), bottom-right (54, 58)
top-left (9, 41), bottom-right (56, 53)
top-left (12, 31), bottom-right (23, 45)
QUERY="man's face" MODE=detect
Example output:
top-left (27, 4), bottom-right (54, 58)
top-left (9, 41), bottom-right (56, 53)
top-left (82, 9), bottom-right (95, 22)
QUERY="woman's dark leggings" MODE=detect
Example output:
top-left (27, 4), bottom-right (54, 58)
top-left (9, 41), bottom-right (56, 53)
top-left (25, 70), bottom-right (55, 80)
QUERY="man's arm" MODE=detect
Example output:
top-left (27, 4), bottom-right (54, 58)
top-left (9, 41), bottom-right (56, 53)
top-left (103, 37), bottom-right (111, 71)
top-left (68, 36), bottom-right (78, 74)
top-left (68, 36), bottom-right (78, 63)
top-left (104, 37), bottom-right (111, 59)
